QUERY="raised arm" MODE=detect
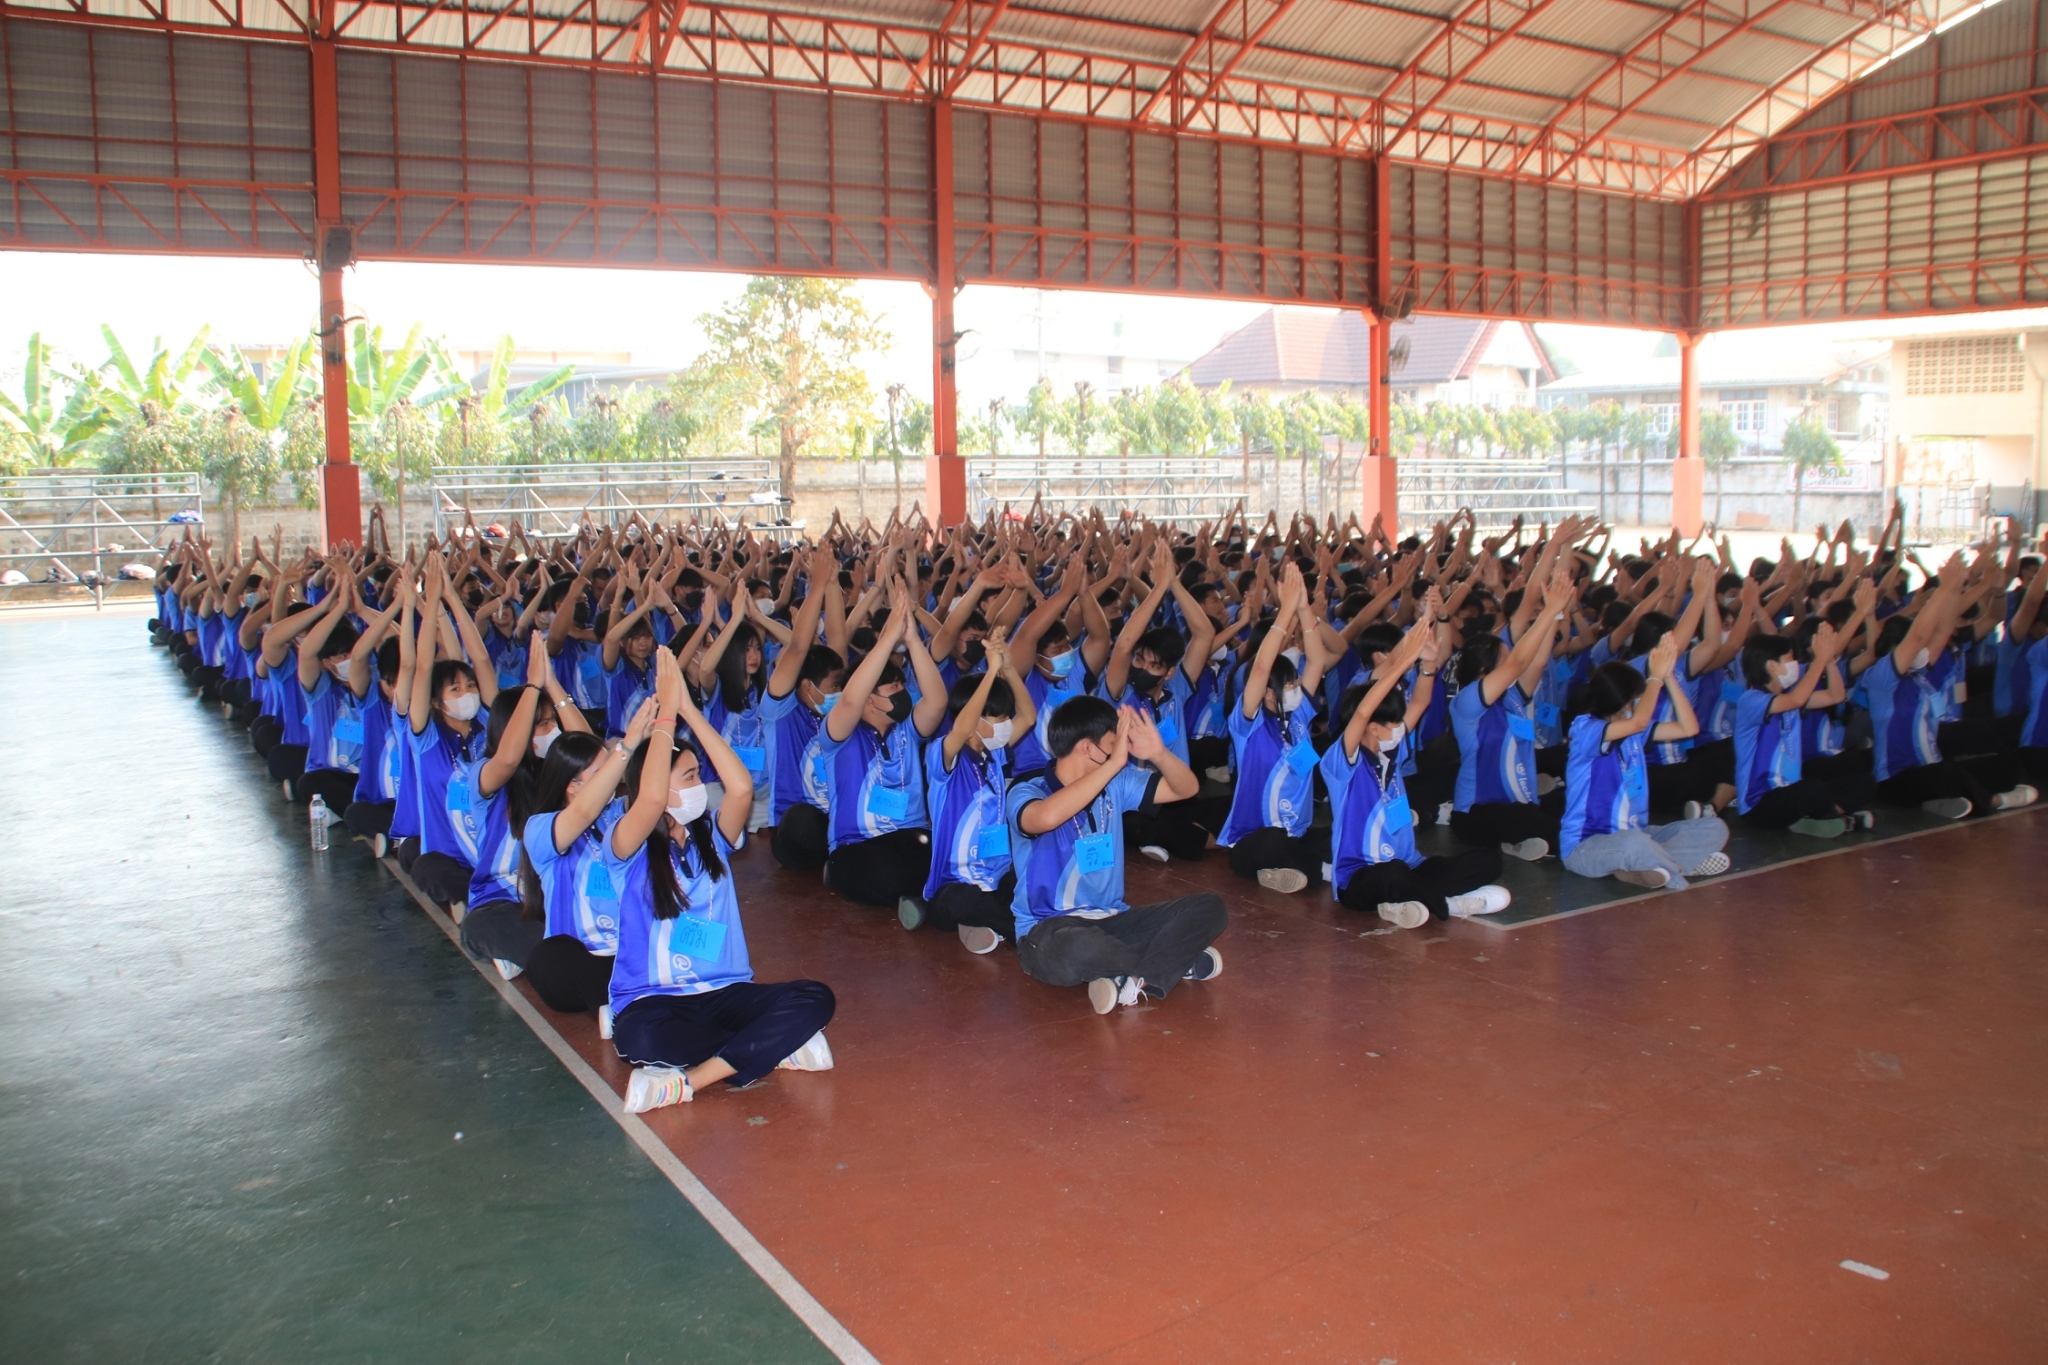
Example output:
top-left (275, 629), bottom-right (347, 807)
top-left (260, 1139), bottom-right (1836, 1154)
top-left (610, 648), bottom-right (682, 860)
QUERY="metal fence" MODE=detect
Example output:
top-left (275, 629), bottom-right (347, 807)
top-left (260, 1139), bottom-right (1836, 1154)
top-left (431, 461), bottom-right (799, 539)
top-left (965, 457), bottom-right (1245, 524)
top-left (0, 471), bottom-right (203, 595)
top-left (1397, 459), bottom-right (1595, 531)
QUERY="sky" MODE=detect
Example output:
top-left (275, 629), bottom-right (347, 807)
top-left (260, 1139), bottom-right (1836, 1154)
top-left (3, 249), bottom-right (2038, 416)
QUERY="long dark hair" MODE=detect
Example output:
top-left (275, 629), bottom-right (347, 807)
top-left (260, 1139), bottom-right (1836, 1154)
top-left (716, 623), bottom-right (766, 714)
top-left (622, 738), bottom-right (726, 921)
top-left (516, 732), bottom-right (608, 923)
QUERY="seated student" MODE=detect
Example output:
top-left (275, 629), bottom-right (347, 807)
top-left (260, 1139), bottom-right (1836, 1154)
top-left (758, 546), bottom-right (846, 827)
top-left (291, 570), bottom-right (370, 814)
top-left (457, 637), bottom-right (593, 979)
top-left (2007, 557), bottom-right (2048, 783)
top-left (695, 583), bottom-right (774, 828)
top-left (1005, 559), bottom-right (1089, 777)
top-left (1007, 697), bottom-right (1227, 1014)
top-left (607, 654), bottom-right (837, 1114)
top-left (777, 584), bottom-right (947, 905)
top-left (1619, 561), bottom-right (1735, 818)
top-left (1449, 567), bottom-right (1574, 860)
top-left (405, 556), bottom-right (502, 908)
top-left (344, 635), bottom-right (408, 852)
top-left (255, 589), bottom-right (322, 791)
top-left (1732, 623), bottom-right (1878, 836)
top-left (1217, 564), bottom-right (1331, 893)
top-left (1098, 541), bottom-right (1225, 861)
top-left (599, 575), bottom-right (667, 738)
top-left (1560, 637), bottom-right (1731, 891)
top-left (903, 642), bottom-right (1037, 953)
top-left (1323, 628), bottom-right (1510, 927)
top-left (1858, 552), bottom-right (2036, 819)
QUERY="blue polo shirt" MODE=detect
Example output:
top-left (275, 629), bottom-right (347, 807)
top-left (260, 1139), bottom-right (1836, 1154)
top-left (1004, 764), bottom-right (1158, 941)
top-left (1321, 742), bottom-right (1422, 894)
top-left (609, 823), bottom-right (751, 1013)
top-left (801, 720), bottom-right (927, 850)
top-left (1219, 693), bottom-right (1318, 843)
top-left (1733, 689), bottom-right (1803, 814)
top-left (923, 742), bottom-right (1012, 898)
top-left (1561, 714), bottom-right (1650, 856)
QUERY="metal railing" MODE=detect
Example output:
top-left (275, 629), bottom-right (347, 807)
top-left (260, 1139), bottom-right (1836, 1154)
top-left (966, 457), bottom-right (1245, 524)
top-left (1398, 458), bottom-right (1595, 531)
top-left (430, 461), bottom-right (799, 539)
top-left (0, 471), bottom-right (203, 600)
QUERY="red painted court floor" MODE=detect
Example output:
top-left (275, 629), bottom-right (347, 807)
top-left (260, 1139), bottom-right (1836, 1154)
top-left (509, 811), bottom-right (2048, 1364)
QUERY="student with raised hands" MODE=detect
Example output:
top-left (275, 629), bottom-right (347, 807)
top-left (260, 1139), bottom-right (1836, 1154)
top-left (1005, 555), bottom-right (1089, 777)
top-left (1323, 619), bottom-right (1509, 927)
top-left (903, 637), bottom-right (1038, 953)
top-left (607, 649), bottom-right (837, 1113)
top-left (1560, 632), bottom-right (1731, 892)
top-left (1217, 562), bottom-right (1331, 893)
top-left (1008, 698), bottom-right (1225, 1014)
top-left (1731, 619), bottom-right (1877, 837)
top-left (758, 544), bottom-right (846, 828)
top-left (694, 580), bottom-right (773, 824)
top-left (405, 553), bottom-right (502, 910)
top-left (292, 563), bottom-right (369, 813)
top-left (1448, 563), bottom-right (1574, 860)
top-left (598, 564), bottom-right (665, 738)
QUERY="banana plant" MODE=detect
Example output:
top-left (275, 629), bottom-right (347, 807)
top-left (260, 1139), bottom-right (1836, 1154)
top-left (0, 333), bottom-right (109, 467)
top-left (470, 335), bottom-right (574, 435)
top-left (204, 336), bottom-right (316, 436)
top-left (84, 325), bottom-right (213, 426)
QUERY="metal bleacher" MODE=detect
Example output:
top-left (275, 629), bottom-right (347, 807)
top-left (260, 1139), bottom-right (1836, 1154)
top-left (431, 462), bottom-right (799, 540)
top-left (965, 457), bottom-right (1243, 524)
top-left (1399, 459), bottom-right (1594, 532)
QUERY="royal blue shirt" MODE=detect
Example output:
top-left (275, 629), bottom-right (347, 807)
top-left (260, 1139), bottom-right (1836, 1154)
top-left (300, 672), bottom-right (364, 775)
top-left (1863, 655), bottom-right (1942, 782)
top-left (1219, 693), bottom-right (1319, 843)
top-left (1452, 683), bottom-right (1537, 810)
top-left (759, 689), bottom-right (821, 822)
top-left (923, 741), bottom-right (1012, 897)
top-left (522, 799), bottom-right (628, 954)
top-left (1733, 689), bottom-right (1803, 814)
top-left (1322, 741), bottom-right (1422, 893)
top-left (354, 691), bottom-right (403, 805)
top-left (609, 822), bottom-right (751, 1013)
top-left (801, 720), bottom-right (927, 850)
top-left (408, 718), bottom-right (486, 861)
top-left (1561, 713), bottom-right (1650, 856)
top-left (450, 750), bottom-right (521, 905)
top-left (1004, 764), bottom-right (1158, 940)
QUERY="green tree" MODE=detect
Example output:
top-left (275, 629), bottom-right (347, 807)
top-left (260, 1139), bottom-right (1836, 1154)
top-left (1020, 377), bottom-right (1059, 458)
top-left (98, 400), bottom-right (202, 479)
top-left (466, 337), bottom-right (574, 458)
top-left (694, 277), bottom-right (887, 499)
top-left (0, 334), bottom-right (109, 466)
top-left (1622, 407), bottom-right (1657, 525)
top-left (635, 395), bottom-right (702, 463)
top-left (1058, 381), bottom-right (1101, 458)
top-left (360, 398), bottom-right (439, 548)
top-left (197, 407), bottom-right (279, 546)
top-left (1699, 408), bottom-right (1738, 527)
top-left (1108, 389), bottom-right (1154, 458)
top-left (85, 325), bottom-right (213, 428)
top-left (1782, 412), bottom-right (1841, 534)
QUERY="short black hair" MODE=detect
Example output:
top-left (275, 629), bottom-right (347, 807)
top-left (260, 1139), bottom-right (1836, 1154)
top-left (1047, 695), bottom-right (1118, 758)
top-left (946, 673), bottom-right (1016, 719)
top-left (1585, 661), bottom-right (1647, 719)
top-left (1741, 633), bottom-right (1796, 689)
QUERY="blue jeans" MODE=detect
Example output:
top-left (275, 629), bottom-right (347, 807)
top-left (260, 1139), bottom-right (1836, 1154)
top-left (1563, 816), bottom-right (1728, 890)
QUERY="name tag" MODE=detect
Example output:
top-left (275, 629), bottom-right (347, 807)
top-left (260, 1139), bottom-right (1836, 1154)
top-left (1382, 796), bottom-right (1414, 831)
top-left (976, 822), bottom-right (1011, 858)
top-left (1535, 702), bottom-right (1561, 730)
top-left (732, 744), bottom-right (767, 776)
top-left (1507, 713), bottom-right (1536, 742)
top-left (1155, 714), bottom-right (1180, 745)
top-left (1075, 830), bottom-right (1115, 872)
top-left (667, 913), bottom-right (727, 961)
top-left (1284, 738), bottom-right (1319, 775)
top-left (332, 715), bottom-right (363, 745)
top-left (584, 861), bottom-right (618, 901)
top-left (868, 785), bottom-right (910, 820)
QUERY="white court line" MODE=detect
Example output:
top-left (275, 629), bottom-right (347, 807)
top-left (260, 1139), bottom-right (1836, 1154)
top-left (1473, 804), bottom-right (2043, 931)
top-left (379, 857), bottom-right (881, 1365)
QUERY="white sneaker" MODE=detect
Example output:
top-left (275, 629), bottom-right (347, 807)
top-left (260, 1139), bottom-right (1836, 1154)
top-left (1537, 773), bottom-right (1562, 796)
top-left (1614, 867), bottom-right (1672, 889)
top-left (494, 958), bottom-right (523, 981)
top-left (1377, 900), bottom-right (1429, 929)
top-left (1436, 802), bottom-right (1453, 826)
top-left (1205, 765), bottom-right (1233, 783)
top-left (1447, 884), bottom-right (1513, 917)
top-left (450, 900), bottom-right (468, 924)
top-left (1320, 862), bottom-right (1334, 883)
top-left (372, 833), bottom-right (387, 859)
top-left (1089, 978), bottom-right (1120, 1014)
top-left (958, 925), bottom-right (1002, 954)
top-left (1922, 797), bottom-right (1972, 820)
top-left (597, 1005), bottom-right (613, 1040)
top-left (1256, 867), bottom-right (1309, 894)
top-left (1139, 845), bottom-right (1171, 863)
top-left (1688, 852), bottom-right (1731, 877)
top-left (624, 1066), bottom-right (691, 1113)
top-left (280, 779), bottom-right (295, 802)
top-left (1682, 800), bottom-right (1703, 821)
top-left (776, 1030), bottom-right (834, 1072)
top-left (1500, 838), bottom-right (1548, 861)
top-left (1995, 785), bottom-right (2039, 810)
top-left (1117, 976), bottom-right (1146, 1008)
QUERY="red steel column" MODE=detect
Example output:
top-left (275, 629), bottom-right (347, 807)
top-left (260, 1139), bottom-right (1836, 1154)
top-left (1360, 154), bottom-right (1398, 537)
top-left (927, 98), bottom-right (965, 528)
top-left (1672, 331), bottom-right (1704, 537)
top-left (311, 34), bottom-right (360, 551)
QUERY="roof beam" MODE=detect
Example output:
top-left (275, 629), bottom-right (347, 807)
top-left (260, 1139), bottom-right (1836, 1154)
top-left (1381, 0), bottom-right (1570, 147)
top-left (1134, 0), bottom-right (1306, 127)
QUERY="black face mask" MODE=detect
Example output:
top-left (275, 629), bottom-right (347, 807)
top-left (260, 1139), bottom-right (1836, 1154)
top-left (682, 590), bottom-right (704, 613)
top-left (1128, 667), bottom-right (1163, 697)
top-left (962, 640), bottom-right (987, 668)
top-left (884, 690), bottom-right (914, 723)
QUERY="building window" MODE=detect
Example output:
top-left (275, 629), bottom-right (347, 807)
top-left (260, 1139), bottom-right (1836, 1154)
top-left (1725, 401), bottom-right (1765, 434)
top-left (1647, 404), bottom-right (1677, 435)
top-left (1903, 335), bottom-right (2025, 396)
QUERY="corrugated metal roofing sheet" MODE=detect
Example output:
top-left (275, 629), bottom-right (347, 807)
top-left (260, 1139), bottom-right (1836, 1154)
top-left (1519, 0), bottom-right (1673, 55)
top-left (1462, 37), bottom-right (1615, 101)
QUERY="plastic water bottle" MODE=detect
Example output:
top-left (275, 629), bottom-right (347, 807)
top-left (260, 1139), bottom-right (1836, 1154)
top-left (309, 795), bottom-right (330, 851)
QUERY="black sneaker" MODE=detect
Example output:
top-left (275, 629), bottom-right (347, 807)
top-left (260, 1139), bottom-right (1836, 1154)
top-left (1183, 947), bottom-right (1224, 981)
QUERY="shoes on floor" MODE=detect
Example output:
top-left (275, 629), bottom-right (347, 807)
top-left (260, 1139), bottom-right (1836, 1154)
top-left (1682, 800), bottom-right (1703, 821)
top-left (598, 1005), bottom-right (613, 1040)
top-left (1089, 975), bottom-right (1148, 1013)
top-left (280, 778), bottom-right (295, 802)
top-left (624, 1066), bottom-right (691, 1113)
top-left (1688, 852), bottom-right (1731, 877)
top-left (372, 833), bottom-right (387, 859)
top-left (1789, 817), bottom-right (1849, 839)
top-left (1848, 810), bottom-right (1877, 831)
top-left (494, 958), bottom-right (524, 981)
top-left (1922, 797), bottom-right (1972, 820)
top-left (1138, 845), bottom-right (1170, 863)
top-left (1205, 765), bottom-right (1233, 784)
top-left (1446, 884), bottom-right (1513, 917)
top-left (1613, 867), bottom-right (1672, 889)
top-left (1501, 838), bottom-right (1548, 861)
top-left (1377, 900), bottom-right (1429, 929)
top-left (1183, 947), bottom-right (1223, 981)
top-left (1256, 867), bottom-right (1309, 894)
top-left (777, 1030), bottom-right (834, 1072)
top-left (1994, 784), bottom-right (2039, 811)
top-left (958, 925), bottom-right (1001, 955)
top-left (1537, 773), bottom-right (1562, 796)
top-left (897, 895), bottom-right (927, 931)
top-left (1437, 802), bottom-right (1454, 826)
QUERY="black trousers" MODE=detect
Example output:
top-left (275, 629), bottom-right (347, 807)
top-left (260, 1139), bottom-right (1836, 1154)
top-left (250, 715), bottom-right (283, 757)
top-left (1646, 744), bottom-right (1729, 814)
top-left (458, 900), bottom-right (547, 970)
top-left (1016, 894), bottom-right (1228, 998)
top-left (825, 827), bottom-right (932, 906)
top-left (296, 766), bottom-right (358, 814)
top-left (411, 851), bottom-right (475, 906)
top-left (1404, 761), bottom-right (1458, 824)
top-left (1876, 754), bottom-right (2024, 815)
top-left (1740, 773), bottom-right (1878, 828)
top-left (613, 980), bottom-right (837, 1088)
top-left (1121, 796), bottom-right (1226, 862)
top-left (2020, 746), bottom-right (2048, 784)
top-left (395, 836), bottom-right (421, 870)
top-left (1226, 825), bottom-right (1330, 879)
top-left (265, 743), bottom-right (308, 786)
top-left (343, 799), bottom-right (395, 839)
top-left (524, 935), bottom-right (614, 1014)
top-left (1450, 799), bottom-right (1560, 847)
top-left (926, 872), bottom-right (1018, 935)
top-left (1188, 736), bottom-right (1231, 773)
top-left (771, 804), bottom-right (829, 872)
top-left (1938, 717), bottom-right (2009, 761)
top-left (1337, 846), bottom-right (1503, 920)
top-left (1804, 747), bottom-right (1874, 783)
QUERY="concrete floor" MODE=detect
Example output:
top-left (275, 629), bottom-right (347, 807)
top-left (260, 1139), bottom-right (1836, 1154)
top-left (8, 611), bottom-right (2047, 1364)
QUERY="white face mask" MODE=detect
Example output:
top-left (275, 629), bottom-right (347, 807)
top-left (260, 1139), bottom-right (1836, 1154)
top-left (445, 691), bottom-right (481, 723)
top-left (1911, 648), bottom-right (1930, 671)
top-left (332, 658), bottom-right (353, 683)
top-left (984, 718), bottom-right (1014, 748)
top-left (1377, 722), bottom-right (1407, 754)
top-left (1211, 645), bottom-right (1231, 664)
top-left (532, 726), bottom-right (559, 757)
top-left (1280, 685), bottom-right (1303, 712)
top-left (666, 782), bottom-right (709, 826)
top-left (754, 597), bottom-right (776, 616)
top-left (1770, 660), bottom-right (1800, 690)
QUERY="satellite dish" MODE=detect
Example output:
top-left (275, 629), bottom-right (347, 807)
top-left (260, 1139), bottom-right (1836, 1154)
top-left (1387, 336), bottom-right (1411, 376)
